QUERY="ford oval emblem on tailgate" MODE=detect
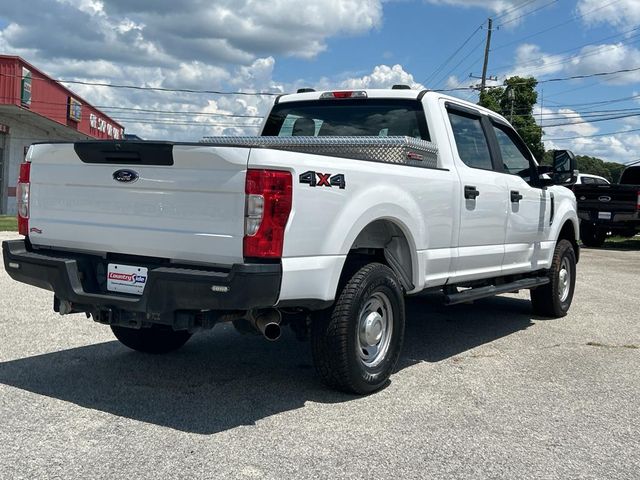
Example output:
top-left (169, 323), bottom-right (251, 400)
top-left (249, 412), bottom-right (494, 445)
top-left (598, 196), bottom-right (611, 202)
top-left (113, 169), bottom-right (139, 183)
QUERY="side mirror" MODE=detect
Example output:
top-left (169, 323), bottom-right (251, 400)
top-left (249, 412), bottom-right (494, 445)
top-left (552, 150), bottom-right (578, 185)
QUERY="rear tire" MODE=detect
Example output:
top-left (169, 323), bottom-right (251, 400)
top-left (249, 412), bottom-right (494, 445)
top-left (111, 325), bottom-right (192, 354)
top-left (580, 223), bottom-right (606, 247)
top-left (311, 263), bottom-right (405, 394)
top-left (530, 239), bottom-right (576, 318)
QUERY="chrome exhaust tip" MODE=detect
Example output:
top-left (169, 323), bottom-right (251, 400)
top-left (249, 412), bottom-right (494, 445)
top-left (253, 309), bottom-right (282, 341)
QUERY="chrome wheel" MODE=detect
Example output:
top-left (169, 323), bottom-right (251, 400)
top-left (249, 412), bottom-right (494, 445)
top-left (558, 257), bottom-right (571, 303)
top-left (357, 291), bottom-right (393, 368)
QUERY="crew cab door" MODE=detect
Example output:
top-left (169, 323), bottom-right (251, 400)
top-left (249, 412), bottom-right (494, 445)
top-left (487, 121), bottom-right (551, 273)
top-left (445, 104), bottom-right (508, 282)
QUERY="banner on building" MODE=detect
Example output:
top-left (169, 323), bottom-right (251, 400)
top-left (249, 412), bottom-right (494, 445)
top-left (68, 97), bottom-right (82, 122)
top-left (21, 68), bottom-right (32, 107)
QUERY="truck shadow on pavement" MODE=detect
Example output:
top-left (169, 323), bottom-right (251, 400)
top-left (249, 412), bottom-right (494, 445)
top-left (0, 295), bottom-right (535, 434)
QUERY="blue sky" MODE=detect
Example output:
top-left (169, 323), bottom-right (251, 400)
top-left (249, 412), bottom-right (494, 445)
top-left (1, 0), bottom-right (639, 163)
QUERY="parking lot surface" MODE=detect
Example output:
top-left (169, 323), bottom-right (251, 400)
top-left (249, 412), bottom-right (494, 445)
top-left (0, 232), bottom-right (638, 479)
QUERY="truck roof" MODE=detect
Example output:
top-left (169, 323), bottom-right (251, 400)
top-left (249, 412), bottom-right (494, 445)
top-left (275, 88), bottom-right (509, 124)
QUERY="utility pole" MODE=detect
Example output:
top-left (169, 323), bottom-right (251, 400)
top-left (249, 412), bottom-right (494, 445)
top-left (507, 87), bottom-right (515, 123)
top-left (540, 88), bottom-right (544, 143)
top-left (480, 18), bottom-right (493, 93)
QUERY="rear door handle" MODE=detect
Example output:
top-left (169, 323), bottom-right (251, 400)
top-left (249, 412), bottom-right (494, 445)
top-left (464, 185), bottom-right (480, 200)
top-left (510, 190), bottom-right (523, 202)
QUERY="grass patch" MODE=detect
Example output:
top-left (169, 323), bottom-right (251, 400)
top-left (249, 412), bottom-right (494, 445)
top-left (600, 235), bottom-right (640, 250)
top-left (0, 215), bottom-right (17, 232)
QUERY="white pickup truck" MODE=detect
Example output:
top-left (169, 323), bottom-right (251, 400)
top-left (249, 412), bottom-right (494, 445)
top-left (2, 87), bottom-right (580, 394)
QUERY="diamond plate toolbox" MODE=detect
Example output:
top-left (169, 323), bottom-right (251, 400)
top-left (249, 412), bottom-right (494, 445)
top-left (200, 136), bottom-right (439, 169)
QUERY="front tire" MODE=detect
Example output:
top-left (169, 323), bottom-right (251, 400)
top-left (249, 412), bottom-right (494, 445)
top-left (111, 325), bottom-right (192, 354)
top-left (530, 239), bottom-right (577, 318)
top-left (311, 263), bottom-right (405, 394)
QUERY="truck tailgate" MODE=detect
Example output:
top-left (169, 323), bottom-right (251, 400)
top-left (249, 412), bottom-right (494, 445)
top-left (574, 184), bottom-right (638, 214)
top-left (27, 142), bottom-right (248, 265)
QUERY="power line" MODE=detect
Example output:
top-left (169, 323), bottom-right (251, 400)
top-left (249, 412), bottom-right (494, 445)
top-left (435, 65), bottom-right (640, 92)
top-left (548, 93), bottom-right (640, 109)
top-left (505, 105), bottom-right (640, 125)
top-left (492, 33), bottom-right (640, 80)
top-left (422, 23), bottom-right (485, 87)
top-left (493, 0), bottom-right (541, 21)
top-left (510, 35), bottom-right (640, 76)
top-left (542, 69), bottom-right (637, 100)
top-left (58, 79), bottom-right (282, 96)
top-left (493, 25), bottom-right (640, 72)
top-left (496, 0), bottom-right (558, 27)
top-left (100, 106), bottom-right (263, 118)
top-left (5, 65), bottom-right (639, 96)
top-left (544, 127), bottom-right (640, 141)
top-left (0, 95), bottom-right (266, 119)
top-left (492, 0), bottom-right (624, 51)
top-left (0, 72), bottom-right (282, 96)
top-left (108, 119), bottom-right (261, 127)
top-left (432, 37), bottom-right (487, 89)
top-left (541, 112), bottom-right (640, 127)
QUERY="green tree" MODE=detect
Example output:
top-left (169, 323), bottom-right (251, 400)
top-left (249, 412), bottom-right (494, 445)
top-left (479, 76), bottom-right (545, 161)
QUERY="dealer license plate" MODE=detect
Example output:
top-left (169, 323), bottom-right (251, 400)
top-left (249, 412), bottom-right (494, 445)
top-left (598, 211), bottom-right (612, 220)
top-left (107, 263), bottom-right (148, 295)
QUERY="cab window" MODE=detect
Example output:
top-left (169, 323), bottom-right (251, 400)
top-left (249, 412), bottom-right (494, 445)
top-left (447, 111), bottom-right (493, 170)
top-left (492, 123), bottom-right (534, 180)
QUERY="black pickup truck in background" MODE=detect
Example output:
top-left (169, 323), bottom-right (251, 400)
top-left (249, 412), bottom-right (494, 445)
top-left (573, 165), bottom-right (640, 247)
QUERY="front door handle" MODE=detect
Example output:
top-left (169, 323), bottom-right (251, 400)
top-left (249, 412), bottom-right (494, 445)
top-left (464, 185), bottom-right (480, 200)
top-left (510, 190), bottom-right (523, 202)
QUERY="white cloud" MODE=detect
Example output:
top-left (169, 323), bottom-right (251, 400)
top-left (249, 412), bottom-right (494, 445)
top-left (1, 0), bottom-right (383, 65)
top-left (553, 133), bottom-right (640, 164)
top-left (50, 62), bottom-right (426, 141)
top-left (506, 44), bottom-right (565, 78)
top-left (577, 0), bottom-right (640, 30)
top-left (496, 42), bottom-right (640, 86)
top-left (565, 43), bottom-right (640, 84)
top-left (539, 107), bottom-right (599, 138)
top-left (339, 64), bottom-right (424, 89)
top-left (540, 109), bottom-right (640, 164)
top-left (0, 0), bottom-right (387, 140)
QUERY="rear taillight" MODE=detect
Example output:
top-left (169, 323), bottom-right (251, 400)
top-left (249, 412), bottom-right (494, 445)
top-left (16, 162), bottom-right (31, 236)
top-left (637, 190), bottom-right (640, 211)
top-left (243, 169), bottom-right (292, 259)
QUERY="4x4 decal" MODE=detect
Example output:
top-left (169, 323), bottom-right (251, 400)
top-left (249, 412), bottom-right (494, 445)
top-left (299, 171), bottom-right (346, 189)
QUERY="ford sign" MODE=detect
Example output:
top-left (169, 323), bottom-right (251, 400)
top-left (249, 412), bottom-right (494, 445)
top-left (113, 169), bottom-right (139, 183)
top-left (598, 196), bottom-right (612, 203)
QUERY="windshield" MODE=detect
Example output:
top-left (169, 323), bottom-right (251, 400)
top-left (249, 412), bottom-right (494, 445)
top-left (262, 99), bottom-right (430, 141)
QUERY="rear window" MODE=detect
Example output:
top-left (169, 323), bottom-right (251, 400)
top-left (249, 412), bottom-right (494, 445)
top-left (582, 176), bottom-right (610, 185)
top-left (620, 166), bottom-right (640, 185)
top-left (262, 99), bottom-right (430, 141)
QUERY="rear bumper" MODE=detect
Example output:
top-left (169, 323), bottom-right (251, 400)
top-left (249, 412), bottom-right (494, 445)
top-left (2, 239), bottom-right (281, 314)
top-left (578, 210), bottom-right (640, 231)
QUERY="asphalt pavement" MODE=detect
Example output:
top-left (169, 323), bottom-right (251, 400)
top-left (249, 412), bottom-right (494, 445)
top-left (0, 232), bottom-right (638, 479)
